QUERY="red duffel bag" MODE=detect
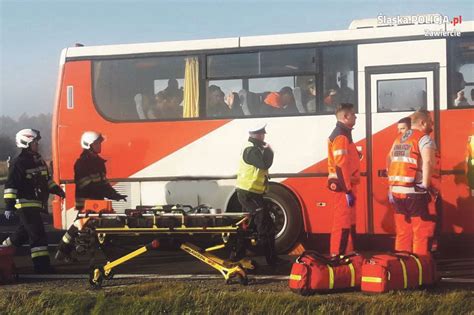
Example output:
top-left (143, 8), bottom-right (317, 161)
top-left (0, 246), bottom-right (16, 284)
top-left (361, 252), bottom-right (438, 293)
top-left (289, 251), bottom-right (363, 295)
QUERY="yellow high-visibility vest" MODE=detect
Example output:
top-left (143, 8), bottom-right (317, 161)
top-left (236, 142), bottom-right (268, 194)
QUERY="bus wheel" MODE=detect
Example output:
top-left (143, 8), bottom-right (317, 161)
top-left (264, 184), bottom-right (303, 254)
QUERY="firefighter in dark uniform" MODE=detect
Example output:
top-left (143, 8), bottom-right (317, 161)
top-left (233, 123), bottom-right (283, 267)
top-left (55, 131), bottom-right (127, 262)
top-left (2, 129), bottom-right (65, 273)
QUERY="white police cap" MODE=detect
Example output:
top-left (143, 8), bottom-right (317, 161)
top-left (249, 123), bottom-right (267, 134)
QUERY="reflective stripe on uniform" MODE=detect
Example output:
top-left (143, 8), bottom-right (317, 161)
top-left (77, 173), bottom-right (103, 189)
top-left (348, 263), bottom-right (355, 287)
top-left (31, 246), bottom-right (49, 258)
top-left (362, 276), bottom-right (382, 283)
top-left (4, 188), bottom-right (18, 194)
top-left (390, 186), bottom-right (426, 194)
top-left (391, 156), bottom-right (417, 165)
top-left (388, 176), bottom-right (415, 183)
top-left (328, 265), bottom-right (334, 289)
top-left (399, 258), bottom-right (408, 289)
top-left (31, 250), bottom-right (49, 258)
top-left (3, 193), bottom-right (17, 199)
top-left (333, 149), bottom-right (348, 156)
top-left (25, 166), bottom-right (48, 174)
top-left (62, 233), bottom-right (72, 244)
top-left (289, 274), bottom-right (301, 281)
top-left (410, 255), bottom-right (423, 286)
top-left (15, 199), bottom-right (43, 209)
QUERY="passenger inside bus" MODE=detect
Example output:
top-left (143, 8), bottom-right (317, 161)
top-left (207, 85), bottom-right (232, 117)
top-left (323, 74), bottom-right (354, 112)
top-left (304, 80), bottom-right (318, 113)
top-left (148, 90), bottom-right (182, 119)
top-left (262, 86), bottom-right (298, 115)
top-left (225, 92), bottom-right (244, 116)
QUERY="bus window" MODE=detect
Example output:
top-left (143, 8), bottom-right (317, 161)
top-left (207, 48), bottom-right (319, 117)
top-left (377, 78), bottom-right (427, 112)
top-left (93, 55), bottom-right (199, 121)
top-left (206, 79), bottom-right (243, 118)
top-left (449, 38), bottom-right (474, 108)
top-left (321, 46), bottom-right (356, 113)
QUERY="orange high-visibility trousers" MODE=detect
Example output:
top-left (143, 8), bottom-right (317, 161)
top-left (330, 187), bottom-right (357, 256)
top-left (394, 213), bottom-right (435, 255)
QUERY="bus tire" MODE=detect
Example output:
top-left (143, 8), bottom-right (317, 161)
top-left (264, 184), bottom-right (303, 254)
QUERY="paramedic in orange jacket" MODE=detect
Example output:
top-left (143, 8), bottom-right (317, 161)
top-left (327, 103), bottom-right (360, 256)
top-left (388, 110), bottom-right (436, 255)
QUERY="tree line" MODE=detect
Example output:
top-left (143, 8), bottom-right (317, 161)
top-left (0, 113), bottom-right (53, 161)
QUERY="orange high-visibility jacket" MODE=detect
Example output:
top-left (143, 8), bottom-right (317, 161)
top-left (388, 129), bottom-right (426, 187)
top-left (327, 122), bottom-right (360, 192)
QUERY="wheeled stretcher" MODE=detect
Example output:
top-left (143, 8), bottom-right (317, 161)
top-left (69, 202), bottom-right (257, 288)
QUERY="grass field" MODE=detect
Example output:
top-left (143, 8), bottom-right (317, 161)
top-left (1, 279), bottom-right (473, 314)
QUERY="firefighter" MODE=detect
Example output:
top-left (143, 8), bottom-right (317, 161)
top-left (327, 103), bottom-right (360, 256)
top-left (55, 131), bottom-right (127, 262)
top-left (233, 123), bottom-right (283, 267)
top-left (388, 110), bottom-right (437, 255)
top-left (2, 129), bottom-right (65, 273)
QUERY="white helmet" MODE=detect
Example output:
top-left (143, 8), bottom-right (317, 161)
top-left (81, 131), bottom-right (103, 149)
top-left (16, 129), bottom-right (41, 149)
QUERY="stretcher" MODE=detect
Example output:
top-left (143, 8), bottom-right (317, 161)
top-left (69, 202), bottom-right (256, 288)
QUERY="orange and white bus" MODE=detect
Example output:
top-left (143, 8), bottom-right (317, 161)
top-left (52, 16), bottom-right (474, 253)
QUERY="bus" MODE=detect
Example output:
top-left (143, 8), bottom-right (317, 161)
top-left (52, 16), bottom-right (474, 254)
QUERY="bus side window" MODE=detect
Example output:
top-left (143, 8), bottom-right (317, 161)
top-left (322, 46), bottom-right (356, 113)
top-left (449, 38), bottom-right (474, 108)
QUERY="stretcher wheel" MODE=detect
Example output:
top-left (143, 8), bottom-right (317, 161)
top-left (103, 269), bottom-right (114, 280)
top-left (89, 265), bottom-right (104, 289)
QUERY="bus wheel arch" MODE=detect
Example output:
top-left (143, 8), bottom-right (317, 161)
top-left (226, 182), bottom-right (303, 254)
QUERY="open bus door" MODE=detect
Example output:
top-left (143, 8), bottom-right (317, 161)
top-left (365, 64), bottom-right (439, 236)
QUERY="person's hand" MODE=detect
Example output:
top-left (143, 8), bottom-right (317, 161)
top-left (388, 191), bottom-right (395, 204)
top-left (414, 184), bottom-right (428, 193)
top-left (57, 190), bottom-right (66, 199)
top-left (115, 194), bottom-right (127, 202)
top-left (4, 210), bottom-right (14, 220)
top-left (263, 143), bottom-right (273, 152)
top-left (225, 93), bottom-right (234, 108)
top-left (345, 191), bottom-right (356, 207)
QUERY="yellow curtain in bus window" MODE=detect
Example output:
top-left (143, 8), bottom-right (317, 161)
top-left (183, 57), bottom-right (199, 118)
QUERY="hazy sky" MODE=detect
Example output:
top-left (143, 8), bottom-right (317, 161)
top-left (0, 0), bottom-right (472, 118)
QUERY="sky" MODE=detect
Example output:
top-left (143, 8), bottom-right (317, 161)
top-left (0, 0), bottom-right (472, 119)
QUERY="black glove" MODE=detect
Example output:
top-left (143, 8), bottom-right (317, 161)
top-left (57, 190), bottom-right (66, 199)
top-left (114, 194), bottom-right (127, 202)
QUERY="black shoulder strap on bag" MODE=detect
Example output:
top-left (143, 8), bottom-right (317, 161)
top-left (297, 250), bottom-right (331, 264)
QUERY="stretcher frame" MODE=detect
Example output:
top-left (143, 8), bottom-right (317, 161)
top-left (73, 211), bottom-right (256, 288)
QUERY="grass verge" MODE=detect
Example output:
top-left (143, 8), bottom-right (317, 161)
top-left (1, 279), bottom-right (473, 314)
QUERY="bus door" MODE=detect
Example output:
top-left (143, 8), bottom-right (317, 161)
top-left (365, 65), bottom-right (439, 234)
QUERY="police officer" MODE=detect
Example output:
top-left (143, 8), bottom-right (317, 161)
top-left (327, 103), bottom-right (360, 256)
top-left (234, 123), bottom-right (282, 267)
top-left (388, 110), bottom-right (437, 255)
top-left (55, 131), bottom-right (127, 262)
top-left (2, 129), bottom-right (65, 273)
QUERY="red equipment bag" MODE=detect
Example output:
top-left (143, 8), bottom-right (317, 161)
top-left (0, 246), bottom-right (16, 284)
top-left (289, 251), bottom-right (363, 295)
top-left (361, 252), bottom-right (438, 293)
